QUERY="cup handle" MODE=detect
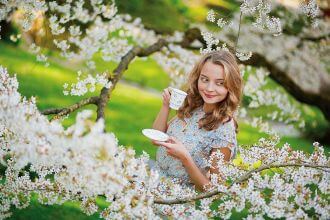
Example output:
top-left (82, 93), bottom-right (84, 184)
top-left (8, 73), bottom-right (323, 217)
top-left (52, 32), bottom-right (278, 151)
top-left (168, 87), bottom-right (173, 95)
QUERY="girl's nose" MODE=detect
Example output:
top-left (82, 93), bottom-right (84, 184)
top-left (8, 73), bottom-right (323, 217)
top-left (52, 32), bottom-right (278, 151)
top-left (206, 83), bottom-right (215, 91)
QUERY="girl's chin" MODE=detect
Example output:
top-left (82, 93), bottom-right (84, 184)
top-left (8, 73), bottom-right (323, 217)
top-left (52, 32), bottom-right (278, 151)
top-left (202, 98), bottom-right (219, 104)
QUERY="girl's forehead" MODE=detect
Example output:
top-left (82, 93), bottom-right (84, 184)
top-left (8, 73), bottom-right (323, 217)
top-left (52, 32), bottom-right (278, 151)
top-left (201, 62), bottom-right (225, 79)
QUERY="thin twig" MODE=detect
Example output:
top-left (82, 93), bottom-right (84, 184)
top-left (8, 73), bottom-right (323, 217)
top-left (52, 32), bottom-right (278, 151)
top-left (41, 96), bottom-right (99, 120)
top-left (234, 11), bottom-right (243, 52)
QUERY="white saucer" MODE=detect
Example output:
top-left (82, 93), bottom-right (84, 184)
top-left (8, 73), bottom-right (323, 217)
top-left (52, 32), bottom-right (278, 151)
top-left (142, 129), bottom-right (169, 142)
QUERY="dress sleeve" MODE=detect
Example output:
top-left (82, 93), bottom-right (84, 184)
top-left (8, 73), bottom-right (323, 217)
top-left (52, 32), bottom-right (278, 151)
top-left (204, 119), bottom-right (237, 153)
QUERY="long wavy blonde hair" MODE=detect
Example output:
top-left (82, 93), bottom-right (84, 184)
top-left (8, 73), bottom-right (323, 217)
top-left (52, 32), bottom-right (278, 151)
top-left (177, 50), bottom-right (243, 132)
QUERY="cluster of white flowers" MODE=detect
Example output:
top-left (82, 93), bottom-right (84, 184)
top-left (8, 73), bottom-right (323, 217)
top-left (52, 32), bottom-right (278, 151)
top-left (242, 67), bottom-right (304, 128)
top-left (28, 43), bottom-right (50, 67)
top-left (0, 0), bottom-right (47, 31)
top-left (216, 136), bottom-right (329, 219)
top-left (63, 71), bottom-right (112, 96)
top-left (123, 16), bottom-right (159, 46)
top-left (1, 0), bottom-right (137, 96)
top-left (199, 31), bottom-right (220, 54)
top-left (235, 50), bottom-right (252, 61)
top-left (1, 65), bottom-right (329, 219)
top-left (0, 66), bottom-right (163, 219)
top-left (200, 13), bottom-right (253, 61)
top-left (165, 31), bottom-right (184, 43)
top-left (153, 44), bottom-right (200, 89)
top-left (299, 0), bottom-right (320, 27)
top-left (49, 15), bottom-right (65, 35)
top-left (206, 9), bottom-right (233, 29)
top-left (206, 9), bottom-right (216, 22)
top-left (243, 0), bottom-right (282, 36)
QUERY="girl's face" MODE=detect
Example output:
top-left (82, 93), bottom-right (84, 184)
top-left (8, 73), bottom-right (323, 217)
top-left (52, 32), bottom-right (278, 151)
top-left (197, 61), bottom-right (228, 105)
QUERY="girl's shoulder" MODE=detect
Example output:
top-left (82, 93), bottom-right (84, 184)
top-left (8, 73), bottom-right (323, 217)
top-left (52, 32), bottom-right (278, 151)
top-left (206, 118), bottom-right (237, 147)
top-left (212, 117), bottom-right (235, 134)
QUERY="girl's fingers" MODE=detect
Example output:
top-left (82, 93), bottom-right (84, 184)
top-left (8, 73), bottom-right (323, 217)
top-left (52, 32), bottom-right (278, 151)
top-left (164, 89), bottom-right (171, 98)
top-left (168, 136), bottom-right (178, 143)
top-left (162, 89), bottom-right (171, 103)
top-left (164, 89), bottom-right (171, 97)
top-left (159, 142), bottom-right (172, 149)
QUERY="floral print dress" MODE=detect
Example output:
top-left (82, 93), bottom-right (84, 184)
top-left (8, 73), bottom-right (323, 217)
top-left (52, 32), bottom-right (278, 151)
top-left (153, 106), bottom-right (237, 186)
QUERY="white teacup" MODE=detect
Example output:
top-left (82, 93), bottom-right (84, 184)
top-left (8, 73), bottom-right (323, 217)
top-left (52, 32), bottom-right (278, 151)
top-left (169, 87), bottom-right (187, 110)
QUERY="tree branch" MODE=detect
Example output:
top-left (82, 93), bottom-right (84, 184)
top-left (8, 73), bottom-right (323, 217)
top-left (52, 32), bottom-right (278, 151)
top-left (41, 96), bottom-right (100, 120)
top-left (95, 27), bottom-right (209, 121)
top-left (241, 52), bottom-right (330, 122)
top-left (154, 163), bottom-right (330, 204)
top-left (300, 32), bottom-right (330, 42)
top-left (41, 28), bottom-right (203, 121)
top-left (96, 39), bottom-right (169, 121)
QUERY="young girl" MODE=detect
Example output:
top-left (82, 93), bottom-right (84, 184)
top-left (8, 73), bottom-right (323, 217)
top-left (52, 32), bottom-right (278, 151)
top-left (152, 50), bottom-right (243, 191)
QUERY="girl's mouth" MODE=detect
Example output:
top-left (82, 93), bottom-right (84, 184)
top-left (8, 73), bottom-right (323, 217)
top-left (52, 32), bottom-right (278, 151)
top-left (204, 93), bottom-right (217, 98)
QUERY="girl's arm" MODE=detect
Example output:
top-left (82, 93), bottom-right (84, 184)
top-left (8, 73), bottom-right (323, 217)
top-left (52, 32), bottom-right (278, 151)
top-left (152, 88), bottom-right (171, 132)
top-left (181, 146), bottom-right (231, 191)
top-left (155, 137), bottom-right (232, 191)
top-left (152, 105), bottom-right (170, 132)
top-left (181, 154), bottom-right (210, 191)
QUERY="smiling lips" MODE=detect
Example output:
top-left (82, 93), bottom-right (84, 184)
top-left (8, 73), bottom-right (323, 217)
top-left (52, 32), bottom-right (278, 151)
top-left (204, 93), bottom-right (217, 98)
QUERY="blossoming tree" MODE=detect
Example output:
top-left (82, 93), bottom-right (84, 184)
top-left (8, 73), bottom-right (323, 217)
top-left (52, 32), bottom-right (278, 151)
top-left (0, 0), bottom-right (329, 219)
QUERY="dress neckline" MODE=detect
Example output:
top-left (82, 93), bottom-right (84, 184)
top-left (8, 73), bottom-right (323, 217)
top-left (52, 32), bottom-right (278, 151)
top-left (194, 106), bottom-right (233, 124)
top-left (195, 106), bottom-right (205, 114)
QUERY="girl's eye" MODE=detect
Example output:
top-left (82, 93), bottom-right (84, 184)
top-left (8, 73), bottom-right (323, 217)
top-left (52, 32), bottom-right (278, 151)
top-left (216, 82), bottom-right (224, 86)
top-left (201, 77), bottom-right (208, 82)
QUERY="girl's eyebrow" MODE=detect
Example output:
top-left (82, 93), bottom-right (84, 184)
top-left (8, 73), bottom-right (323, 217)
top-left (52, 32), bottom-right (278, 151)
top-left (201, 74), bottom-right (224, 81)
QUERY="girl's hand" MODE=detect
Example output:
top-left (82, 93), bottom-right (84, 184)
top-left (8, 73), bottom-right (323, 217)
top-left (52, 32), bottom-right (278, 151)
top-left (154, 136), bottom-right (190, 161)
top-left (161, 87), bottom-right (171, 109)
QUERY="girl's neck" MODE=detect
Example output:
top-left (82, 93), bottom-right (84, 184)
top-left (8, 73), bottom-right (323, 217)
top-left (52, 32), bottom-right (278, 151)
top-left (202, 103), bottom-right (216, 113)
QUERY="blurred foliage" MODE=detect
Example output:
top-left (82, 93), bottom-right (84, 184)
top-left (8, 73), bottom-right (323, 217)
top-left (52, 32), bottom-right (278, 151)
top-left (0, 20), bottom-right (20, 45)
top-left (116, 0), bottom-right (190, 33)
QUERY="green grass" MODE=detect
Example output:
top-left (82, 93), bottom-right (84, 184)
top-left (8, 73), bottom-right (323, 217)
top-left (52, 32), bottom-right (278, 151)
top-left (8, 195), bottom-right (109, 220)
top-left (93, 54), bottom-right (171, 92)
top-left (8, 200), bottom-right (100, 220)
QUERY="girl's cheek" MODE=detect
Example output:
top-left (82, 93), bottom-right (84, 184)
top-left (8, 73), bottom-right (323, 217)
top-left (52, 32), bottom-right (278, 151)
top-left (197, 82), bottom-right (204, 91)
top-left (217, 87), bottom-right (228, 94)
